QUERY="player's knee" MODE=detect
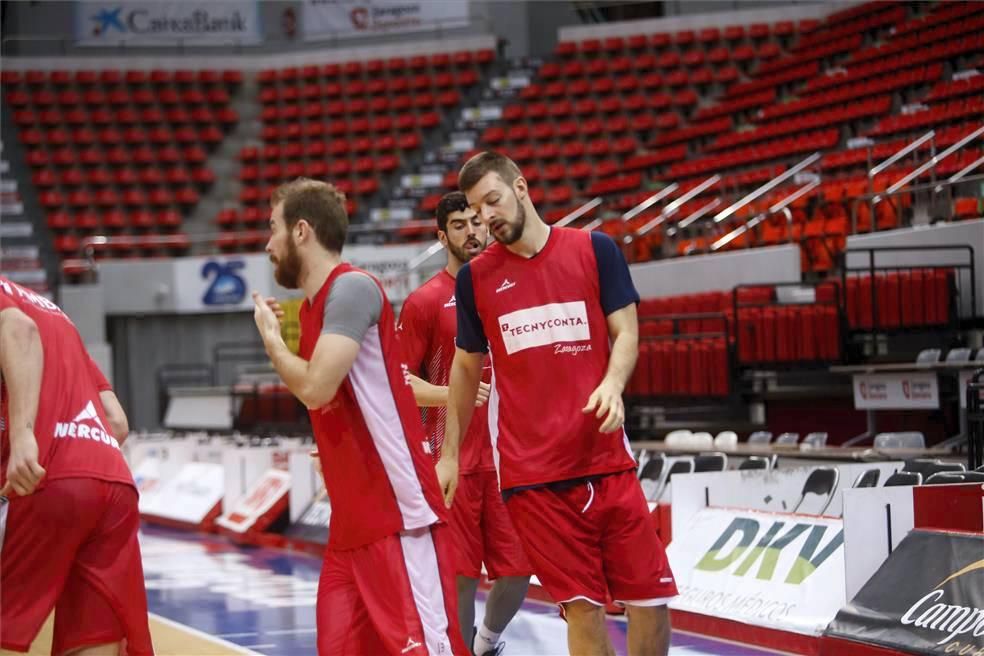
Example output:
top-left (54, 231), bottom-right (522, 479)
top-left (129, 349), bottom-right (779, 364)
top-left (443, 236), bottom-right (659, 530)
top-left (457, 574), bottom-right (479, 595)
top-left (625, 604), bottom-right (671, 627)
top-left (562, 599), bottom-right (606, 624)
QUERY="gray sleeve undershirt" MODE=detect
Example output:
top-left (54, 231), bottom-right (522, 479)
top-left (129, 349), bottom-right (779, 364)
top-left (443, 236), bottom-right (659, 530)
top-left (321, 272), bottom-right (383, 343)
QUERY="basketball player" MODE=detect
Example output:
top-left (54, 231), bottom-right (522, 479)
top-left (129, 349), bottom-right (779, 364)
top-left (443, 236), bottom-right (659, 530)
top-left (253, 179), bottom-right (468, 656)
top-left (438, 153), bottom-right (678, 656)
top-left (0, 276), bottom-right (153, 656)
top-left (399, 192), bottom-right (531, 656)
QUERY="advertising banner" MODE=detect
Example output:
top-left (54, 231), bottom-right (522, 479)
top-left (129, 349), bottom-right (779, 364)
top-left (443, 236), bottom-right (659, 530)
top-left (76, 1), bottom-right (262, 46)
top-left (302, 0), bottom-right (468, 41)
top-left (140, 461), bottom-right (224, 525)
top-left (853, 372), bottom-right (940, 409)
top-left (825, 530), bottom-right (984, 654)
top-left (216, 468), bottom-right (291, 534)
top-left (668, 508), bottom-right (846, 636)
top-left (173, 254), bottom-right (275, 314)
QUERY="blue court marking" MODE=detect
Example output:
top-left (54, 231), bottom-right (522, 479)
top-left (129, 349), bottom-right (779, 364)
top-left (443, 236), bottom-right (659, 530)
top-left (140, 525), bottom-right (785, 655)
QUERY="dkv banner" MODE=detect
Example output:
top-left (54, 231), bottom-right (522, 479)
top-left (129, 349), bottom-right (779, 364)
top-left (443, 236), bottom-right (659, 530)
top-left (667, 507), bottom-right (845, 635)
top-left (76, 1), bottom-right (262, 46)
top-left (302, 0), bottom-right (469, 41)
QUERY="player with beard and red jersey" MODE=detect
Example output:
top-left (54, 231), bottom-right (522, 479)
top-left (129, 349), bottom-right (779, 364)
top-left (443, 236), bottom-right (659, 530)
top-left (398, 192), bottom-right (531, 656)
top-left (253, 178), bottom-right (468, 656)
top-left (437, 153), bottom-right (678, 656)
top-left (0, 276), bottom-right (153, 656)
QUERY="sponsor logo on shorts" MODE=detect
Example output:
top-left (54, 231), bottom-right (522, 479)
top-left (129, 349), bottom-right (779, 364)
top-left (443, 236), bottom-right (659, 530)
top-left (498, 301), bottom-right (590, 354)
top-left (53, 400), bottom-right (120, 450)
top-left (401, 637), bottom-right (423, 653)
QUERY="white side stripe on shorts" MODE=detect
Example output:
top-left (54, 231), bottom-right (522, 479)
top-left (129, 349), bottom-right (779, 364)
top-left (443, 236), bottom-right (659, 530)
top-left (400, 527), bottom-right (453, 655)
top-left (0, 497), bottom-right (7, 565)
top-left (581, 481), bottom-right (595, 514)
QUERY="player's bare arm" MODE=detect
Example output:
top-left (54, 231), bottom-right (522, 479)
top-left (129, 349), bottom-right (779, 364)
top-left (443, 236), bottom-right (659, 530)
top-left (0, 306), bottom-right (46, 496)
top-left (409, 372), bottom-right (490, 408)
top-left (253, 291), bottom-right (360, 410)
top-left (99, 389), bottom-right (130, 444)
top-left (582, 303), bottom-right (639, 433)
top-left (437, 347), bottom-right (485, 506)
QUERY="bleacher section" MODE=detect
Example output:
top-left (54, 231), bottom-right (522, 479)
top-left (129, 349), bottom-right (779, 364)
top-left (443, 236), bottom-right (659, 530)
top-left (0, 2), bottom-right (980, 287)
top-left (217, 49), bottom-right (495, 253)
top-left (3, 68), bottom-right (243, 261)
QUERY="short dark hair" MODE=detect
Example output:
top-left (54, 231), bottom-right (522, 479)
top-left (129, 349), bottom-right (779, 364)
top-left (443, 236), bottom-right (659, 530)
top-left (458, 151), bottom-right (522, 193)
top-left (271, 178), bottom-right (348, 253)
top-left (435, 191), bottom-right (469, 232)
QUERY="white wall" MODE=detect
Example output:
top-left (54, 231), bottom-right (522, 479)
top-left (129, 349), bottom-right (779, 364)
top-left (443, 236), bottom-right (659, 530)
top-left (630, 244), bottom-right (801, 299)
top-left (1, 33), bottom-right (497, 70)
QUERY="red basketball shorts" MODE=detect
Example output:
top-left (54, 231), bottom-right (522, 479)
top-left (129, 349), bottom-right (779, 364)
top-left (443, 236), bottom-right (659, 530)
top-left (316, 523), bottom-right (470, 655)
top-left (505, 469), bottom-right (679, 607)
top-left (448, 470), bottom-right (531, 579)
top-left (0, 478), bottom-right (153, 655)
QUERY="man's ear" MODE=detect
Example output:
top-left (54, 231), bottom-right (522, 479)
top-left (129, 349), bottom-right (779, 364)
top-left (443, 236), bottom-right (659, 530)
top-left (437, 229), bottom-right (449, 247)
top-left (513, 176), bottom-right (528, 200)
top-left (294, 218), bottom-right (309, 243)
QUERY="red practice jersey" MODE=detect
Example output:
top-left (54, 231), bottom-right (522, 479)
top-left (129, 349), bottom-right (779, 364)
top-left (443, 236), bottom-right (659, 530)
top-left (299, 263), bottom-right (446, 551)
top-left (0, 277), bottom-right (133, 493)
top-left (398, 269), bottom-right (494, 474)
top-left (455, 228), bottom-right (638, 490)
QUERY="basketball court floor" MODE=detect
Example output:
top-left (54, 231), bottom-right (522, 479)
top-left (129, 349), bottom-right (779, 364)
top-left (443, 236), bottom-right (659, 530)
top-left (21, 526), bottom-right (791, 655)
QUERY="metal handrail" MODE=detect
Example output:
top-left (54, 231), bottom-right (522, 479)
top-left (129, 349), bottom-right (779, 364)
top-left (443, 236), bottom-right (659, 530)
top-left (887, 124), bottom-right (984, 194)
top-left (582, 186), bottom-right (679, 233)
top-left (711, 180), bottom-right (820, 252)
top-left (668, 197), bottom-right (723, 235)
top-left (623, 184), bottom-right (680, 222)
top-left (945, 154), bottom-right (984, 188)
top-left (850, 172), bottom-right (984, 233)
top-left (770, 178), bottom-right (821, 214)
top-left (407, 241), bottom-right (445, 271)
top-left (870, 130), bottom-right (936, 178)
top-left (713, 153), bottom-right (821, 224)
top-left (555, 196), bottom-right (602, 228)
top-left (626, 176), bottom-right (720, 241)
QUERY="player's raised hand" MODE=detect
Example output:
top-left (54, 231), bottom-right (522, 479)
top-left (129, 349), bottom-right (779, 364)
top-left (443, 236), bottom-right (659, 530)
top-left (0, 430), bottom-right (46, 497)
top-left (582, 378), bottom-right (625, 433)
top-left (252, 291), bottom-right (282, 343)
top-left (435, 456), bottom-right (459, 508)
top-left (474, 381), bottom-right (491, 407)
top-left (264, 296), bottom-right (286, 320)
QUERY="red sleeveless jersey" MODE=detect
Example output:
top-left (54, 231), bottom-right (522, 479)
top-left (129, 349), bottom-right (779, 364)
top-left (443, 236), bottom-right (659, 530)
top-left (398, 269), bottom-right (494, 474)
top-left (0, 277), bottom-right (134, 494)
top-left (299, 263), bottom-right (445, 551)
top-left (462, 228), bottom-right (635, 489)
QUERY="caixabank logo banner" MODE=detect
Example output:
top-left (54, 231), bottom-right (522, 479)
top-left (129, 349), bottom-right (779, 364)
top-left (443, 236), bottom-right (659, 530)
top-left (826, 530), bottom-right (984, 654)
top-left (77, 1), bottom-right (262, 45)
